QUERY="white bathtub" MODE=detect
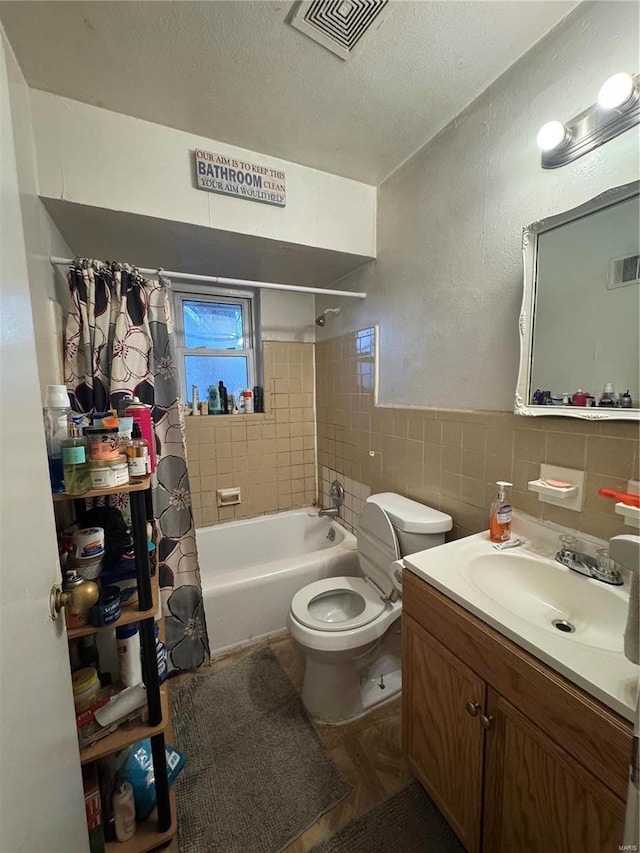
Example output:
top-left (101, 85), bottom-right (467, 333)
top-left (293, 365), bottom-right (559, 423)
top-left (197, 509), bottom-right (360, 657)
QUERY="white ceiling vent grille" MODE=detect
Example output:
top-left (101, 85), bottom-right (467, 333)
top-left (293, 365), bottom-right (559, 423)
top-left (289, 0), bottom-right (392, 61)
top-left (608, 253), bottom-right (640, 290)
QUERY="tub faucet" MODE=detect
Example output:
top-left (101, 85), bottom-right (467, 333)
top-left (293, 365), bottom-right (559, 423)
top-left (319, 507), bottom-right (340, 518)
top-left (555, 549), bottom-right (623, 585)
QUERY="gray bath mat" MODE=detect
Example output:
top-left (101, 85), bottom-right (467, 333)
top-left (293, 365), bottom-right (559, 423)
top-left (309, 781), bottom-right (464, 853)
top-left (171, 648), bottom-right (349, 853)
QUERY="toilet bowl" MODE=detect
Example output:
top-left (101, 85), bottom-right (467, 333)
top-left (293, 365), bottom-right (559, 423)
top-left (287, 492), bottom-right (452, 723)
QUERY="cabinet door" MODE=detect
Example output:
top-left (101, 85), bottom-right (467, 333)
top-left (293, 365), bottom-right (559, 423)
top-left (403, 615), bottom-right (486, 853)
top-left (483, 689), bottom-right (626, 853)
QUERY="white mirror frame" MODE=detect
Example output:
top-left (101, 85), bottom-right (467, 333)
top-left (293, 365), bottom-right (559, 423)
top-left (515, 180), bottom-right (640, 421)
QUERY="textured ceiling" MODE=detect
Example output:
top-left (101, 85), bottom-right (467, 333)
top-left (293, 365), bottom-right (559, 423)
top-left (0, 0), bottom-right (578, 184)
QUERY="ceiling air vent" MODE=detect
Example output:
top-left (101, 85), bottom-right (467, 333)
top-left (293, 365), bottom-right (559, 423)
top-left (608, 253), bottom-right (640, 290)
top-left (289, 0), bottom-right (392, 61)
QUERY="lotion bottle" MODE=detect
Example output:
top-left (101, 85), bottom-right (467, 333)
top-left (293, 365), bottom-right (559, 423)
top-left (113, 779), bottom-right (136, 842)
top-left (489, 481), bottom-right (513, 542)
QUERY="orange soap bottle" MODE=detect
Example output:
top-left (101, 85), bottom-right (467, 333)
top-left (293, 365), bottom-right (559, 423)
top-left (489, 481), bottom-right (513, 542)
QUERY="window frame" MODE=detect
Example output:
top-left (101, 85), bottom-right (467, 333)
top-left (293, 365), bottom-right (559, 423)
top-left (172, 283), bottom-right (259, 405)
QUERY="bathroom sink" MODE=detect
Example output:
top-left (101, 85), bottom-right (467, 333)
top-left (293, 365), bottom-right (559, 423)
top-left (462, 553), bottom-right (627, 650)
top-left (403, 514), bottom-right (639, 722)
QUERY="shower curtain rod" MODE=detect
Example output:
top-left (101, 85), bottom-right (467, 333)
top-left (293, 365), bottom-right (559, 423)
top-left (49, 256), bottom-right (367, 299)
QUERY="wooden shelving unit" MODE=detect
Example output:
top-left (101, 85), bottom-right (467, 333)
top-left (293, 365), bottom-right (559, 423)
top-left (67, 571), bottom-right (159, 640)
top-left (105, 788), bottom-right (177, 853)
top-left (54, 475), bottom-right (176, 851)
top-left (105, 679), bottom-right (177, 853)
top-left (52, 476), bottom-right (151, 502)
top-left (79, 688), bottom-right (170, 765)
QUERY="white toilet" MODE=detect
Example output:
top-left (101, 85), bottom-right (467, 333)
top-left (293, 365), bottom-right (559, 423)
top-left (287, 492), bottom-right (452, 723)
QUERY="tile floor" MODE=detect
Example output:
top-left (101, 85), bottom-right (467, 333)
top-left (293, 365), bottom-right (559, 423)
top-left (168, 633), bottom-right (410, 852)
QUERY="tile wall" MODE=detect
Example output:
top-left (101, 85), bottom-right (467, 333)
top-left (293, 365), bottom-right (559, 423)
top-left (186, 341), bottom-right (316, 527)
top-left (316, 328), bottom-right (640, 541)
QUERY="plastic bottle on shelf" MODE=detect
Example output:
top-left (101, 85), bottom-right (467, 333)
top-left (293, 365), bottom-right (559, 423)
top-left (43, 385), bottom-right (72, 492)
top-left (123, 397), bottom-right (156, 472)
top-left (113, 779), bottom-right (137, 842)
top-left (61, 421), bottom-right (92, 494)
top-left (155, 621), bottom-right (168, 684)
top-left (126, 423), bottom-right (150, 480)
top-left (116, 623), bottom-right (143, 687)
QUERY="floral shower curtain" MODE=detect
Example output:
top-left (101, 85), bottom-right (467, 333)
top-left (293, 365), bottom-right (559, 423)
top-left (64, 259), bottom-right (210, 671)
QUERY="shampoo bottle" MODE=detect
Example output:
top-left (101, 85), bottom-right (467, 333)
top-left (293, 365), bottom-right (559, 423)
top-left (489, 481), bottom-right (513, 543)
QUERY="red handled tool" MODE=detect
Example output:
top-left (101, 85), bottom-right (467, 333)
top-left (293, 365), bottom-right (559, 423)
top-left (598, 488), bottom-right (640, 508)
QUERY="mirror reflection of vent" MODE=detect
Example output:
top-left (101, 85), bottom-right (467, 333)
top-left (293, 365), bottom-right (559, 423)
top-left (289, 0), bottom-right (392, 61)
top-left (609, 253), bottom-right (640, 289)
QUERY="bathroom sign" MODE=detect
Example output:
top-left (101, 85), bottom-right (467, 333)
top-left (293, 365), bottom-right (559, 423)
top-left (194, 149), bottom-right (286, 207)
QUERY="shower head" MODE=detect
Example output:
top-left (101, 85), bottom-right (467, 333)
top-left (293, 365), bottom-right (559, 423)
top-left (315, 307), bottom-right (341, 326)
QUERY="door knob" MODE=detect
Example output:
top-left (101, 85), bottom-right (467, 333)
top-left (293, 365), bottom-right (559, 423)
top-left (466, 702), bottom-right (480, 716)
top-left (479, 714), bottom-right (494, 730)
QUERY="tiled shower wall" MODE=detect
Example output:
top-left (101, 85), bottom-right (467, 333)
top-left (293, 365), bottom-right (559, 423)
top-left (186, 341), bottom-right (316, 527)
top-left (316, 328), bottom-right (640, 541)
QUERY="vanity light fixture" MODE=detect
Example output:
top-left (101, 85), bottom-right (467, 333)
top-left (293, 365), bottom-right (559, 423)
top-left (598, 72), bottom-right (637, 110)
top-left (536, 121), bottom-right (571, 152)
top-left (538, 72), bottom-right (640, 168)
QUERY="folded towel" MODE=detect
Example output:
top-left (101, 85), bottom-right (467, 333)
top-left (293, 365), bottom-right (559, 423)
top-left (624, 571), bottom-right (639, 665)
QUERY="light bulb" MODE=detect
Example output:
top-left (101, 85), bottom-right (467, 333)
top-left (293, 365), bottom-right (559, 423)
top-left (536, 121), bottom-right (569, 152)
top-left (598, 72), bottom-right (635, 110)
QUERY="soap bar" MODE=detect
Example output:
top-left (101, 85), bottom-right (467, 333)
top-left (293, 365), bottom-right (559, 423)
top-left (544, 479), bottom-right (572, 489)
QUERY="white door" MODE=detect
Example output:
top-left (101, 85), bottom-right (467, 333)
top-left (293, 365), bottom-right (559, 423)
top-left (0, 35), bottom-right (88, 853)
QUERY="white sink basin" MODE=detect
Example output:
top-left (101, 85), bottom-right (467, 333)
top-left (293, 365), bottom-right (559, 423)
top-left (403, 515), bottom-right (639, 722)
top-left (462, 553), bottom-right (627, 651)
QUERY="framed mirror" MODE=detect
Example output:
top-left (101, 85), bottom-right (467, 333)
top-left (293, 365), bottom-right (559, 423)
top-left (515, 181), bottom-right (640, 420)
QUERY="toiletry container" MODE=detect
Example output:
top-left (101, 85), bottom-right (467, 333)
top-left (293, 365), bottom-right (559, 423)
top-left (218, 381), bottom-right (228, 414)
top-left (90, 586), bottom-right (121, 628)
top-left (600, 382), bottom-right (617, 407)
top-left (88, 455), bottom-right (129, 489)
top-left (143, 622), bottom-right (168, 684)
top-left (72, 667), bottom-right (100, 712)
top-left (116, 623), bottom-right (143, 687)
top-left (84, 426), bottom-right (121, 461)
top-left (63, 569), bottom-right (95, 629)
top-left (572, 389), bottom-right (589, 407)
top-left (489, 481), bottom-right (513, 543)
top-left (62, 422), bottom-right (92, 494)
top-left (123, 397), bottom-right (156, 472)
top-left (207, 384), bottom-right (222, 414)
top-left (113, 779), bottom-right (136, 842)
top-left (126, 423), bottom-right (150, 480)
top-left (43, 385), bottom-right (72, 492)
top-left (243, 389), bottom-right (254, 413)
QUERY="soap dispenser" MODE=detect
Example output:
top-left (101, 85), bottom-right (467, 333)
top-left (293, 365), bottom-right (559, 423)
top-left (489, 481), bottom-right (513, 543)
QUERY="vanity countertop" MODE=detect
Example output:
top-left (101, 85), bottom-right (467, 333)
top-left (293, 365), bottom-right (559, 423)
top-left (403, 515), bottom-right (639, 722)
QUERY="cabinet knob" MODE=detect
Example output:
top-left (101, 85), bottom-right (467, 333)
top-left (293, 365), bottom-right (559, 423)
top-left (479, 713), bottom-right (494, 730)
top-left (466, 701), bottom-right (480, 716)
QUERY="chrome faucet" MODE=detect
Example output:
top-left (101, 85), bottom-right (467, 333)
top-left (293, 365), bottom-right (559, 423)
top-left (318, 479), bottom-right (345, 519)
top-left (555, 548), bottom-right (623, 585)
top-left (318, 506), bottom-right (340, 518)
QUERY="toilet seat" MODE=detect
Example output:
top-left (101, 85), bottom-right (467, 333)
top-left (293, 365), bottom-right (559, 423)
top-left (290, 577), bottom-right (386, 632)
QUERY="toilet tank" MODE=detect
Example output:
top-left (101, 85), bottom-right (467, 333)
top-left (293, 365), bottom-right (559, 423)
top-left (366, 493), bottom-right (452, 556)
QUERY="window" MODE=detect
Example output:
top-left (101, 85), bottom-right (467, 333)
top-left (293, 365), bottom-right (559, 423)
top-left (173, 285), bottom-right (257, 406)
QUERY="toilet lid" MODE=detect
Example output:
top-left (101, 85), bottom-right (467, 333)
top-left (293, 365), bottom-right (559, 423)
top-left (290, 576), bottom-right (386, 632)
top-left (357, 502), bottom-right (400, 599)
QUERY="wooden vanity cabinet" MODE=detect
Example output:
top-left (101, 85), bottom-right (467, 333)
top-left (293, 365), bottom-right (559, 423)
top-left (402, 569), bottom-right (632, 853)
